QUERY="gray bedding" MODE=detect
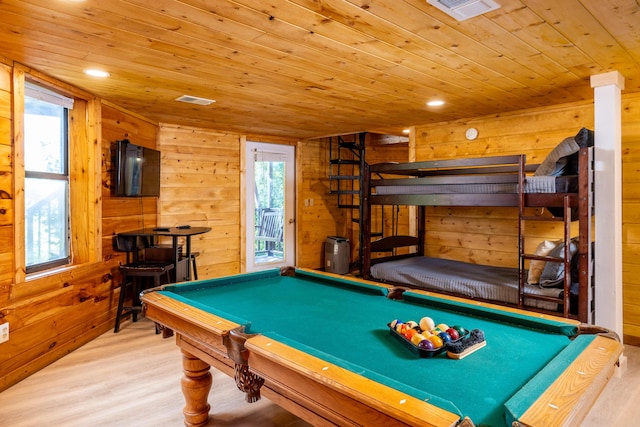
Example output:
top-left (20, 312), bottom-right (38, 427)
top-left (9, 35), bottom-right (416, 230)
top-left (374, 175), bottom-right (577, 196)
top-left (370, 256), bottom-right (563, 311)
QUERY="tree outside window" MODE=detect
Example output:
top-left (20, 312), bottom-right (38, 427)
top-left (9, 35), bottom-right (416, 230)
top-left (24, 83), bottom-right (71, 272)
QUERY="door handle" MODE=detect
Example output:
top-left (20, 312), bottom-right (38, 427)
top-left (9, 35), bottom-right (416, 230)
top-left (288, 218), bottom-right (295, 224)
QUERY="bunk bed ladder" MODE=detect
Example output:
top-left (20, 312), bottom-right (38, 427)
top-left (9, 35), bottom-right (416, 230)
top-left (519, 198), bottom-right (573, 318)
top-left (519, 147), bottom-right (594, 323)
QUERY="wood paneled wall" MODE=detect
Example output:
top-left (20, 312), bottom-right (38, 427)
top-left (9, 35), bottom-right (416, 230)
top-left (413, 97), bottom-right (640, 345)
top-left (414, 102), bottom-right (594, 267)
top-left (156, 126), bottom-right (341, 275)
top-left (621, 93), bottom-right (640, 345)
top-left (157, 125), bottom-right (243, 277)
top-left (0, 63), bottom-right (13, 293)
top-left (0, 60), bottom-right (173, 392)
top-left (0, 65), bottom-right (153, 392)
top-left (297, 138), bottom-right (348, 269)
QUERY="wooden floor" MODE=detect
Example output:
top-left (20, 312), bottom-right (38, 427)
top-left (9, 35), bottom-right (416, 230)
top-left (0, 317), bottom-right (639, 427)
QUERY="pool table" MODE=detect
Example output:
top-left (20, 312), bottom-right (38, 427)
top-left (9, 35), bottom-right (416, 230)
top-left (140, 267), bottom-right (622, 427)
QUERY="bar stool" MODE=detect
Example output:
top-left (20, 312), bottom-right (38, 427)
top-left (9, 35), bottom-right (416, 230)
top-left (146, 243), bottom-right (200, 281)
top-left (113, 236), bottom-right (174, 333)
top-left (187, 251), bottom-right (200, 280)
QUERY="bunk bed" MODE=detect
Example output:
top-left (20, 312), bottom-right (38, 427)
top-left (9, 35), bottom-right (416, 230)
top-left (361, 128), bottom-right (594, 323)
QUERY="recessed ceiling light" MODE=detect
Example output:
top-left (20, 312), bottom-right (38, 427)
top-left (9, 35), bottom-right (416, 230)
top-left (175, 95), bottom-right (216, 106)
top-left (426, 100), bottom-right (446, 107)
top-left (84, 69), bottom-right (110, 78)
top-left (402, 129), bottom-right (410, 134)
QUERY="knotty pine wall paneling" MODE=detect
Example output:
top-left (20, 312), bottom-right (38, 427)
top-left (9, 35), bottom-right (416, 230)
top-left (0, 63), bottom-right (13, 297)
top-left (157, 127), bottom-right (338, 275)
top-left (157, 124), bottom-right (242, 278)
top-left (297, 138), bottom-right (348, 269)
top-left (621, 92), bottom-right (640, 345)
top-left (0, 64), bottom-right (122, 392)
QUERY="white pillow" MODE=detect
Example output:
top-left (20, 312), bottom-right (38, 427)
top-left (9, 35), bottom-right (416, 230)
top-left (527, 240), bottom-right (558, 284)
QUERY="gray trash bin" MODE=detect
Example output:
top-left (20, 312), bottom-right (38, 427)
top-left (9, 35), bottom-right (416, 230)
top-left (325, 236), bottom-right (350, 274)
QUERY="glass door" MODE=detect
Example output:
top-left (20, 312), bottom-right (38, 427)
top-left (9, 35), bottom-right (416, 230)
top-left (245, 142), bottom-right (295, 271)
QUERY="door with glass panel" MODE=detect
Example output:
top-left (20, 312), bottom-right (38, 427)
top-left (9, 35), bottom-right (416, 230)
top-left (245, 142), bottom-right (295, 272)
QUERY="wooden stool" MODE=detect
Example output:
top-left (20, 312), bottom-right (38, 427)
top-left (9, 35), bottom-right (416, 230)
top-left (187, 251), bottom-right (200, 280)
top-left (113, 262), bottom-right (174, 333)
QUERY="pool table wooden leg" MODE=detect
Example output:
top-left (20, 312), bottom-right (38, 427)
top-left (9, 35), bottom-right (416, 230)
top-left (181, 350), bottom-right (212, 427)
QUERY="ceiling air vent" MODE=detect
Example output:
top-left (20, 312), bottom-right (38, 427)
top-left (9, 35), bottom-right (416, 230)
top-left (427, 0), bottom-right (500, 21)
top-left (175, 95), bottom-right (216, 105)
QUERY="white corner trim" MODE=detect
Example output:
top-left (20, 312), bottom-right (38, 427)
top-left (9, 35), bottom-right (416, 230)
top-left (591, 71), bottom-right (624, 339)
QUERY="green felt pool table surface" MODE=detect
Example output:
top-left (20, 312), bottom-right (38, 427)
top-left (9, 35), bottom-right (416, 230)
top-left (142, 268), bottom-right (623, 427)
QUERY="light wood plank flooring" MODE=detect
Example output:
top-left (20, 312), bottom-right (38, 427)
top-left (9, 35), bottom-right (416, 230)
top-left (0, 318), bottom-right (638, 426)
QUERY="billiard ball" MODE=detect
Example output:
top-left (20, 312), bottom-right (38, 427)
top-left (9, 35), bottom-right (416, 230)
top-left (411, 333), bottom-right (427, 345)
top-left (406, 320), bottom-right (419, 329)
top-left (419, 317), bottom-right (435, 332)
top-left (390, 319), bottom-right (401, 329)
top-left (428, 335), bottom-right (444, 348)
top-left (438, 331), bottom-right (451, 343)
top-left (436, 323), bottom-right (449, 332)
top-left (404, 328), bottom-right (418, 340)
top-left (453, 325), bottom-right (468, 337)
top-left (446, 327), bottom-right (460, 340)
top-left (418, 340), bottom-right (434, 350)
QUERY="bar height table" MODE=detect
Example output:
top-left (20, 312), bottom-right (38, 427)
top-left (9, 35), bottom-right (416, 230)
top-left (117, 226), bottom-right (211, 282)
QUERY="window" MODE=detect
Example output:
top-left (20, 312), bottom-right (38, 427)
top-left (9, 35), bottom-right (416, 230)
top-left (24, 82), bottom-right (73, 273)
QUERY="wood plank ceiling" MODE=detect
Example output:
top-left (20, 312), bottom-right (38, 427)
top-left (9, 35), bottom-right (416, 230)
top-left (1, 0), bottom-right (639, 139)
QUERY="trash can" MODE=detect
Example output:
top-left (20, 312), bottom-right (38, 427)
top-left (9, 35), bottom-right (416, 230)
top-left (325, 236), bottom-right (350, 274)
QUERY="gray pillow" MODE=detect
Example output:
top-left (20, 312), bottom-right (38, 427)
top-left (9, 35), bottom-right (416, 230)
top-left (534, 136), bottom-right (581, 177)
top-left (539, 238), bottom-right (579, 287)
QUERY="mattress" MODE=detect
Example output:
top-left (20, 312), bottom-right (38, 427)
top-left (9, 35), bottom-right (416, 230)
top-left (374, 175), bottom-right (577, 195)
top-left (370, 256), bottom-right (563, 311)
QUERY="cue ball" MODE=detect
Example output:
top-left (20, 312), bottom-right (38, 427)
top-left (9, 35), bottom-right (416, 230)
top-left (419, 317), bottom-right (435, 331)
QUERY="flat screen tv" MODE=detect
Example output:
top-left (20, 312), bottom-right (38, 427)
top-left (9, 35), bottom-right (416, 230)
top-left (113, 139), bottom-right (161, 197)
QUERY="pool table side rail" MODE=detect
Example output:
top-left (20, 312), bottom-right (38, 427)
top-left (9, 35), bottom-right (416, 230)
top-left (515, 334), bottom-right (623, 427)
top-left (141, 291), bottom-right (241, 348)
top-left (159, 269), bottom-right (285, 294)
top-left (245, 333), bottom-right (462, 427)
top-left (403, 291), bottom-right (581, 337)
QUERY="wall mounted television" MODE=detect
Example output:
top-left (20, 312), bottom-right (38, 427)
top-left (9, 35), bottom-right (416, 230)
top-left (113, 139), bottom-right (161, 197)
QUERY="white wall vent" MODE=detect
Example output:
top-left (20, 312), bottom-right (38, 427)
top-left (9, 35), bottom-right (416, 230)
top-left (427, 0), bottom-right (500, 21)
top-left (175, 95), bottom-right (216, 105)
